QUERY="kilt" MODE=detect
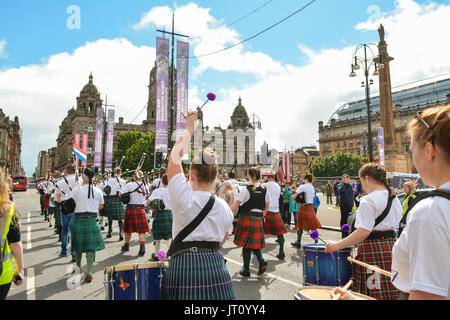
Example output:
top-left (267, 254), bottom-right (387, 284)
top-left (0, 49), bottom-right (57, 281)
top-left (123, 205), bottom-right (150, 234)
top-left (233, 212), bottom-right (265, 250)
top-left (264, 211), bottom-right (288, 236)
top-left (297, 203), bottom-right (322, 230)
top-left (103, 196), bottom-right (125, 220)
top-left (48, 207), bottom-right (55, 215)
top-left (161, 249), bottom-right (235, 300)
top-left (352, 237), bottom-right (399, 300)
top-left (41, 194), bottom-right (50, 210)
top-left (71, 214), bottom-right (105, 253)
top-left (99, 208), bottom-right (107, 217)
top-left (54, 204), bottom-right (62, 228)
top-left (152, 210), bottom-right (173, 240)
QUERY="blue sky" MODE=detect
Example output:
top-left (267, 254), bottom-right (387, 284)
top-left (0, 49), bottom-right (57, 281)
top-left (1, 0), bottom-right (449, 176)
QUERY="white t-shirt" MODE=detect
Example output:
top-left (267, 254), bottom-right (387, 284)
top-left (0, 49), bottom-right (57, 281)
top-left (391, 182), bottom-right (450, 299)
top-left (168, 173), bottom-right (233, 242)
top-left (149, 187), bottom-right (171, 210)
top-left (354, 190), bottom-right (402, 232)
top-left (98, 181), bottom-right (107, 196)
top-left (56, 175), bottom-right (81, 201)
top-left (106, 177), bottom-right (127, 196)
top-left (263, 181), bottom-right (281, 212)
top-left (49, 185), bottom-right (56, 207)
top-left (237, 182), bottom-right (271, 212)
top-left (152, 178), bottom-right (162, 190)
top-left (296, 183), bottom-right (315, 204)
top-left (70, 184), bottom-right (104, 213)
top-left (122, 181), bottom-right (149, 205)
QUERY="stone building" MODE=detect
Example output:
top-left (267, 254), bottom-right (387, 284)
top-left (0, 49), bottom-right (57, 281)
top-left (0, 109), bottom-right (23, 176)
top-left (290, 146), bottom-right (320, 183)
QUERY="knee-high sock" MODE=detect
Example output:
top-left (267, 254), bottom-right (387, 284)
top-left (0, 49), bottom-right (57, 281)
top-left (297, 229), bottom-right (303, 243)
top-left (86, 251), bottom-right (95, 275)
top-left (277, 235), bottom-right (285, 255)
top-left (243, 248), bottom-right (251, 270)
top-left (108, 218), bottom-right (113, 234)
top-left (154, 240), bottom-right (161, 254)
top-left (118, 220), bottom-right (123, 235)
top-left (253, 249), bottom-right (263, 263)
top-left (75, 252), bottom-right (82, 269)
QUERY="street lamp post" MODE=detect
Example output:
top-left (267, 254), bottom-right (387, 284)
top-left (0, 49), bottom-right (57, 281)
top-left (349, 43), bottom-right (383, 163)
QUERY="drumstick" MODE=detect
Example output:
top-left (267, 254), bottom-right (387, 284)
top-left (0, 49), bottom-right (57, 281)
top-left (332, 279), bottom-right (353, 300)
top-left (347, 257), bottom-right (392, 278)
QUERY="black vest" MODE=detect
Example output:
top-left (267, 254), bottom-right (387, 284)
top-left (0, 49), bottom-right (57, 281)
top-left (238, 185), bottom-right (267, 214)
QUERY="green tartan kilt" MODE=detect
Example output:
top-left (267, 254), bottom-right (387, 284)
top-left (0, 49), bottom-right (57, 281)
top-left (71, 215), bottom-right (105, 253)
top-left (54, 204), bottom-right (62, 228)
top-left (103, 196), bottom-right (125, 220)
top-left (152, 211), bottom-right (173, 240)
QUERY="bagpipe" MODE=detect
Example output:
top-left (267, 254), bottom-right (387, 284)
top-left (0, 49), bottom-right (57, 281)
top-left (120, 153), bottom-right (146, 204)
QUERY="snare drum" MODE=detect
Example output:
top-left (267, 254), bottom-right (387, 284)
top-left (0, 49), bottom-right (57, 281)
top-left (294, 286), bottom-right (375, 300)
top-left (302, 244), bottom-right (351, 287)
top-left (104, 261), bottom-right (168, 300)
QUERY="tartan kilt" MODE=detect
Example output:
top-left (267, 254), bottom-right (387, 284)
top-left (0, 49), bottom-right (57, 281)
top-left (152, 210), bottom-right (173, 240)
top-left (103, 196), bottom-right (125, 220)
top-left (71, 215), bottom-right (105, 253)
top-left (233, 213), bottom-right (265, 250)
top-left (161, 250), bottom-right (236, 300)
top-left (352, 237), bottom-right (399, 300)
top-left (264, 211), bottom-right (288, 236)
top-left (54, 204), bottom-right (62, 228)
top-left (41, 194), bottom-right (50, 210)
top-left (48, 207), bottom-right (55, 214)
top-left (297, 203), bottom-right (322, 230)
top-left (123, 206), bottom-right (150, 234)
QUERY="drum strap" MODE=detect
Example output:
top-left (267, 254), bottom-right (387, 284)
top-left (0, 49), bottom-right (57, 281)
top-left (167, 195), bottom-right (215, 258)
top-left (373, 195), bottom-right (394, 228)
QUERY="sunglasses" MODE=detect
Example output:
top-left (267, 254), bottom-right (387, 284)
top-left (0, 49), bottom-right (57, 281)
top-left (415, 111), bottom-right (435, 145)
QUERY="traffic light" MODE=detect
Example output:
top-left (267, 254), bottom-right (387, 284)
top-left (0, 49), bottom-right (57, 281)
top-left (155, 151), bottom-right (163, 168)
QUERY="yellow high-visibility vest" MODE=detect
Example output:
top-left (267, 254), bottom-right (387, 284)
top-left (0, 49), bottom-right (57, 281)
top-left (0, 205), bottom-right (15, 285)
top-left (401, 194), bottom-right (416, 217)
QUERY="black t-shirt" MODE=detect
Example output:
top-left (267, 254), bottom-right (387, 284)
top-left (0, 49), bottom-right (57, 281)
top-left (6, 217), bottom-right (21, 244)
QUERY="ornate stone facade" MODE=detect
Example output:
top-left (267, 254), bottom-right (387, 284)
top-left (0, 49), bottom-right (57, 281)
top-left (0, 109), bottom-right (22, 176)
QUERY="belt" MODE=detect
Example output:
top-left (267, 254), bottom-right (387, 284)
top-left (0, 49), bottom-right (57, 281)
top-left (127, 204), bottom-right (146, 209)
top-left (171, 241), bottom-right (221, 258)
top-left (367, 230), bottom-right (396, 240)
top-left (242, 211), bottom-right (263, 217)
top-left (155, 210), bottom-right (172, 213)
top-left (75, 212), bottom-right (97, 217)
top-left (104, 195), bottom-right (119, 200)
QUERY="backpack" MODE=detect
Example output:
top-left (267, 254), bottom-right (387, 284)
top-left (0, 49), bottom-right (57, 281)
top-left (398, 189), bottom-right (450, 236)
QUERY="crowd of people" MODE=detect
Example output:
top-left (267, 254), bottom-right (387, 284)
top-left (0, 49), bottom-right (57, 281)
top-left (0, 105), bottom-right (448, 301)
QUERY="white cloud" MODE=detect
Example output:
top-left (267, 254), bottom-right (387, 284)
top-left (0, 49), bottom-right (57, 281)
top-left (0, 39), bottom-right (7, 58)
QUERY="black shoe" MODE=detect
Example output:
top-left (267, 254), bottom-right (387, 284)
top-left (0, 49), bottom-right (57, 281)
top-left (275, 238), bottom-right (279, 243)
top-left (101, 226), bottom-right (105, 231)
top-left (121, 244), bottom-right (129, 252)
top-left (291, 241), bottom-right (301, 248)
top-left (258, 260), bottom-right (268, 275)
top-left (151, 254), bottom-right (158, 262)
top-left (119, 235), bottom-right (123, 241)
top-left (59, 253), bottom-right (67, 258)
top-left (276, 253), bottom-right (286, 260)
top-left (239, 268), bottom-right (250, 277)
top-left (106, 233), bottom-right (112, 239)
top-left (138, 245), bottom-right (145, 256)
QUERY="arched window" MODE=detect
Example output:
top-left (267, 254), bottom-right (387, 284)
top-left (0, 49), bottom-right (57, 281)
top-left (89, 103), bottom-right (93, 112)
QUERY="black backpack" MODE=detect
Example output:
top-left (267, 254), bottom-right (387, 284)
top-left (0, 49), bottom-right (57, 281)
top-left (398, 189), bottom-right (450, 236)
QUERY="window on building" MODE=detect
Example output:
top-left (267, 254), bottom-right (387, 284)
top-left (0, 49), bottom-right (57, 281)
top-left (403, 120), bottom-right (407, 127)
top-left (405, 145), bottom-right (410, 152)
top-left (356, 140), bottom-right (360, 145)
top-left (356, 128), bottom-right (359, 133)
top-left (325, 144), bottom-right (329, 149)
top-left (343, 131), bottom-right (346, 136)
top-left (87, 147), bottom-right (93, 155)
top-left (403, 133), bottom-right (409, 140)
top-left (363, 127), bottom-right (367, 132)
top-left (350, 140), bottom-right (353, 146)
top-left (343, 141), bottom-right (346, 147)
top-left (88, 125), bottom-right (93, 132)
top-left (350, 130), bottom-right (353, 135)
top-left (336, 142), bottom-right (340, 148)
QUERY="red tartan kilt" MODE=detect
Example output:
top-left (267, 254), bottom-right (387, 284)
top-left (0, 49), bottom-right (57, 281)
top-left (123, 206), bottom-right (150, 234)
top-left (41, 194), bottom-right (50, 210)
top-left (297, 203), bottom-right (321, 230)
top-left (233, 213), bottom-right (265, 250)
top-left (264, 212), bottom-right (288, 236)
top-left (352, 237), bottom-right (399, 300)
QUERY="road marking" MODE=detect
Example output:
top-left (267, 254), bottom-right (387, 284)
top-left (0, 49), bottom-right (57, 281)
top-left (27, 211), bottom-right (31, 223)
top-left (224, 256), bottom-right (302, 288)
top-left (26, 268), bottom-right (36, 300)
top-left (26, 226), bottom-right (32, 249)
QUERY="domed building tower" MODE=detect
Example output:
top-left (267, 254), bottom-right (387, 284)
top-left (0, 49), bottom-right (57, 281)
top-left (76, 72), bottom-right (103, 115)
top-left (229, 97), bottom-right (252, 130)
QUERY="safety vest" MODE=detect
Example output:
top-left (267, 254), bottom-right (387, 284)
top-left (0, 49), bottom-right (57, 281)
top-left (0, 205), bottom-right (15, 285)
top-left (401, 194), bottom-right (416, 217)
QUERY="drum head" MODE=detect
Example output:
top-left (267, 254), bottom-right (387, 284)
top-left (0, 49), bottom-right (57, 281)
top-left (297, 286), bottom-right (375, 300)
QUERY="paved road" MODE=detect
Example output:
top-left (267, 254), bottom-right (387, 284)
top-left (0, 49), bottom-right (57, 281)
top-left (7, 190), bottom-right (344, 300)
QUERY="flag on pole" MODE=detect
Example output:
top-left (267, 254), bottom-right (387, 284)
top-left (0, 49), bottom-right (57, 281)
top-left (73, 145), bottom-right (87, 164)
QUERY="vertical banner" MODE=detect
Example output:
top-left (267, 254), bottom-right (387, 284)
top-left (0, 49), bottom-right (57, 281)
top-left (82, 134), bottom-right (88, 170)
top-left (156, 37), bottom-right (169, 154)
top-left (94, 107), bottom-right (104, 168)
top-left (176, 41), bottom-right (189, 141)
top-left (282, 152), bottom-right (286, 179)
top-left (377, 127), bottom-right (385, 168)
top-left (105, 109), bottom-right (115, 171)
top-left (74, 133), bottom-right (80, 168)
top-left (286, 152), bottom-right (291, 182)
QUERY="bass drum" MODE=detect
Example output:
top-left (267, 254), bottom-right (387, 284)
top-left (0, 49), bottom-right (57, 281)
top-left (294, 286), bottom-right (375, 300)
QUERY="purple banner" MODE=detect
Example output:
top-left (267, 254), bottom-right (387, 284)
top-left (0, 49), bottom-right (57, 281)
top-left (156, 37), bottom-right (169, 153)
top-left (176, 41), bottom-right (189, 141)
top-left (377, 127), bottom-right (385, 168)
top-left (105, 109), bottom-right (115, 171)
top-left (94, 107), bottom-right (103, 167)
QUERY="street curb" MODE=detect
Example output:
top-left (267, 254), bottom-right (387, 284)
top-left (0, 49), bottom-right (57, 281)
top-left (319, 225), bottom-right (341, 232)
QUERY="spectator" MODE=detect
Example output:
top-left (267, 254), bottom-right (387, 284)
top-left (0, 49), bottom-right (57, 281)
top-left (352, 178), bottom-right (361, 208)
top-left (326, 181), bottom-right (333, 204)
top-left (333, 179), bottom-right (340, 206)
top-left (338, 174), bottom-right (354, 239)
top-left (281, 182), bottom-right (293, 226)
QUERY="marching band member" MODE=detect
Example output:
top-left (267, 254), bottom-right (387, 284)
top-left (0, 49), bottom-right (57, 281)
top-left (104, 168), bottom-right (126, 241)
top-left (291, 174), bottom-right (322, 249)
top-left (263, 173), bottom-right (288, 260)
top-left (48, 182), bottom-right (56, 228)
top-left (163, 110), bottom-right (235, 300)
top-left (147, 174), bottom-right (172, 261)
top-left (97, 177), bottom-right (108, 231)
top-left (70, 167), bottom-right (105, 283)
top-left (119, 170), bottom-right (150, 256)
top-left (231, 167), bottom-right (271, 277)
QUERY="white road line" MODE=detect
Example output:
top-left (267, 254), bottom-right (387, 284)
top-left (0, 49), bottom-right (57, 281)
top-left (26, 268), bottom-right (36, 300)
top-left (27, 211), bottom-right (31, 223)
top-left (225, 257), bottom-right (302, 288)
top-left (26, 226), bottom-right (32, 249)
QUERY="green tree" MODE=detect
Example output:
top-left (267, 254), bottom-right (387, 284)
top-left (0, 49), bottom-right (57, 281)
top-left (114, 131), bottom-right (155, 173)
top-left (313, 151), bottom-right (363, 177)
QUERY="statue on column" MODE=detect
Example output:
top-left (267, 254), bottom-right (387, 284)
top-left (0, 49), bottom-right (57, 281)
top-left (378, 24), bottom-right (385, 42)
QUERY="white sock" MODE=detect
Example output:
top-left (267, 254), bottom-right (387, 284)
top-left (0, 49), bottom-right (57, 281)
top-left (154, 240), bottom-right (161, 255)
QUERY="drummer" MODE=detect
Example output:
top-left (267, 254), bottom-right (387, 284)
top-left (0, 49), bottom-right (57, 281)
top-left (325, 163), bottom-right (402, 300)
top-left (163, 110), bottom-right (235, 300)
top-left (147, 174), bottom-right (172, 261)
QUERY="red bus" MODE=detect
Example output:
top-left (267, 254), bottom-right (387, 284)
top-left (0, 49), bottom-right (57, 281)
top-left (12, 176), bottom-right (28, 192)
